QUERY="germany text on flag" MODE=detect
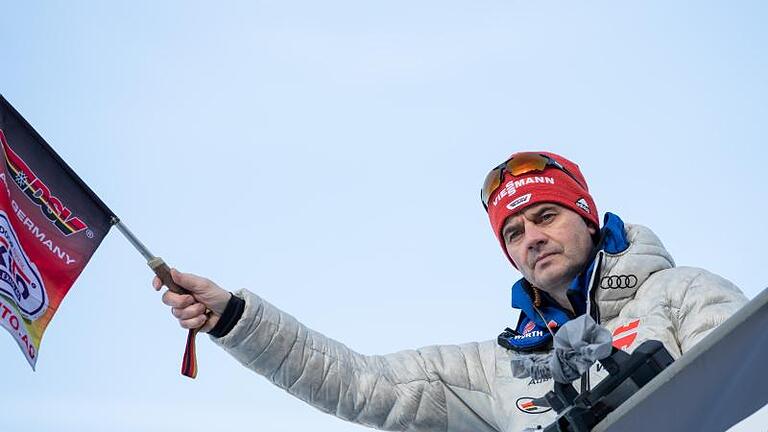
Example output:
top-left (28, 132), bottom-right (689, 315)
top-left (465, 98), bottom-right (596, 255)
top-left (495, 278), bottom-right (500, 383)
top-left (0, 95), bottom-right (115, 369)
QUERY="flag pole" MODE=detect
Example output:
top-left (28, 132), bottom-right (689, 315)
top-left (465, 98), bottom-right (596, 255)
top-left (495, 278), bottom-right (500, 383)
top-left (113, 217), bottom-right (176, 290)
top-left (112, 217), bottom-right (184, 294)
top-left (112, 217), bottom-right (202, 378)
top-left (113, 218), bottom-right (153, 260)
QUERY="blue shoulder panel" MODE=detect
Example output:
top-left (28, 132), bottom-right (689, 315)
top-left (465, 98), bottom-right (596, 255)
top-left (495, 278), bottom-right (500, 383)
top-left (602, 212), bottom-right (629, 254)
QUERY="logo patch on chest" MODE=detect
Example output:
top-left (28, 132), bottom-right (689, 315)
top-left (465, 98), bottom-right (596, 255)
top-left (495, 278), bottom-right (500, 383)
top-left (600, 274), bottom-right (638, 289)
top-left (522, 321), bottom-right (536, 334)
top-left (612, 319), bottom-right (641, 350)
top-left (528, 376), bottom-right (552, 386)
top-left (516, 396), bottom-right (552, 414)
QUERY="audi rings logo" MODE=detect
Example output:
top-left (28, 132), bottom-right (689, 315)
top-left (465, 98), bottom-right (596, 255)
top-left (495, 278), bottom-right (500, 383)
top-left (600, 274), bottom-right (638, 289)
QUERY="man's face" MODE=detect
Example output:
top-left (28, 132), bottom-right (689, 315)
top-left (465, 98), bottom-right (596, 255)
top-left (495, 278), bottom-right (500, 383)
top-left (502, 203), bottom-right (597, 293)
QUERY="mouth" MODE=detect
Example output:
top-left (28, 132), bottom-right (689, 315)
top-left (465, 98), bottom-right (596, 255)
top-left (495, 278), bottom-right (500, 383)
top-left (534, 252), bottom-right (557, 268)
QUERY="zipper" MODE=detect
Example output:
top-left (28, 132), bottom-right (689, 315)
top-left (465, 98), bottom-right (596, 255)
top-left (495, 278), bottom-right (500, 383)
top-left (583, 250), bottom-right (604, 393)
top-left (586, 250), bottom-right (604, 324)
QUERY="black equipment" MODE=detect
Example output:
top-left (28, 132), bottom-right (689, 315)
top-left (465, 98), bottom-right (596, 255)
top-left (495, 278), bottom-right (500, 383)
top-left (543, 340), bottom-right (674, 432)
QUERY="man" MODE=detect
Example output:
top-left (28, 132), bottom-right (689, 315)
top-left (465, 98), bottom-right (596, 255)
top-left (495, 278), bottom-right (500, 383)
top-left (155, 151), bottom-right (746, 431)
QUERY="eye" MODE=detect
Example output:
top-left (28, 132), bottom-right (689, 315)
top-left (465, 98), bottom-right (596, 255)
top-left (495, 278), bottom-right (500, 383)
top-left (506, 229), bottom-right (521, 243)
top-left (540, 212), bottom-right (556, 224)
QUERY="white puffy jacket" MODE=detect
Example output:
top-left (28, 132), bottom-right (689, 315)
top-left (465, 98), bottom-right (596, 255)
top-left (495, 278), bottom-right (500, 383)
top-left (211, 220), bottom-right (747, 431)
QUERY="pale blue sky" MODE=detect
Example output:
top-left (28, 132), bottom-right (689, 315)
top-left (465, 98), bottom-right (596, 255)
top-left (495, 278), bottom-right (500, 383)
top-left (1, 1), bottom-right (766, 431)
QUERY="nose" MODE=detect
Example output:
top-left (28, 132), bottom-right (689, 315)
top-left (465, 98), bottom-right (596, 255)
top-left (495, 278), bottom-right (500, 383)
top-left (523, 221), bottom-right (548, 252)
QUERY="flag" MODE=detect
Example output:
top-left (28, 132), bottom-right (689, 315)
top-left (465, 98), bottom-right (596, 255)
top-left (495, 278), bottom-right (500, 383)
top-left (0, 94), bottom-right (116, 369)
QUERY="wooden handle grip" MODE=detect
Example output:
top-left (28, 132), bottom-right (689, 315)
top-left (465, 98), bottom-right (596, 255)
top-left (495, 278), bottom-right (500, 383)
top-left (148, 257), bottom-right (188, 295)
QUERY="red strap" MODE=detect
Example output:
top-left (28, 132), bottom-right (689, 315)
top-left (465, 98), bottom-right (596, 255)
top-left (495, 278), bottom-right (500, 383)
top-left (181, 328), bottom-right (199, 378)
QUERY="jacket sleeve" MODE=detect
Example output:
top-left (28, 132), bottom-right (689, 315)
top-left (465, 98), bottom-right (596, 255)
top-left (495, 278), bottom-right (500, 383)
top-left (667, 267), bottom-right (748, 353)
top-left (209, 289), bottom-right (501, 432)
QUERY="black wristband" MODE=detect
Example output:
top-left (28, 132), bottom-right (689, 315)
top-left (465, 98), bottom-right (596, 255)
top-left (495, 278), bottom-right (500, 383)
top-left (209, 293), bottom-right (246, 338)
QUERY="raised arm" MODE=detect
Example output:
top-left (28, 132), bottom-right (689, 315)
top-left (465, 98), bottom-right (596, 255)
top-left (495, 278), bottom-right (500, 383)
top-left (155, 270), bottom-right (502, 432)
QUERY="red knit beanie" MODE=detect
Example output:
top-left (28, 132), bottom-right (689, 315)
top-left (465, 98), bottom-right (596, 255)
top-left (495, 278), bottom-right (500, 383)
top-left (485, 151), bottom-right (599, 266)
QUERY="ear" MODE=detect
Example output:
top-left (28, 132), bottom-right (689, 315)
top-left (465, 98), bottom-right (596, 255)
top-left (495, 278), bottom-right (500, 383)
top-left (587, 223), bottom-right (598, 236)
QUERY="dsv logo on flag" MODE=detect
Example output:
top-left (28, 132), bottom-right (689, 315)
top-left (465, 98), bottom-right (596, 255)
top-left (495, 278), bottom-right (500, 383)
top-left (1, 131), bottom-right (89, 237)
top-left (0, 211), bottom-right (47, 320)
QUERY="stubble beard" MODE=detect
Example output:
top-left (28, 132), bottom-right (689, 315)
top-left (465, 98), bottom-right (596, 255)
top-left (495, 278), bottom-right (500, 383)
top-left (531, 254), bottom-right (578, 293)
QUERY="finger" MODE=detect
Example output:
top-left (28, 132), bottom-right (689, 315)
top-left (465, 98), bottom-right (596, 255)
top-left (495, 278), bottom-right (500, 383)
top-left (200, 317), bottom-right (218, 333)
top-left (162, 291), bottom-right (196, 308)
top-left (172, 303), bottom-right (207, 320)
top-left (180, 315), bottom-right (207, 330)
top-left (152, 276), bottom-right (162, 291)
top-left (169, 268), bottom-right (212, 295)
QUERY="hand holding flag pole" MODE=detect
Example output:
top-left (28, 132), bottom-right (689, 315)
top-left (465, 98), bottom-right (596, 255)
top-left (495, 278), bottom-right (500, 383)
top-left (114, 220), bottom-right (202, 378)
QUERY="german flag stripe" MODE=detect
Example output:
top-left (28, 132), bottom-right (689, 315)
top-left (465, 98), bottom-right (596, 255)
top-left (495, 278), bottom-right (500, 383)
top-left (181, 329), bottom-right (199, 379)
